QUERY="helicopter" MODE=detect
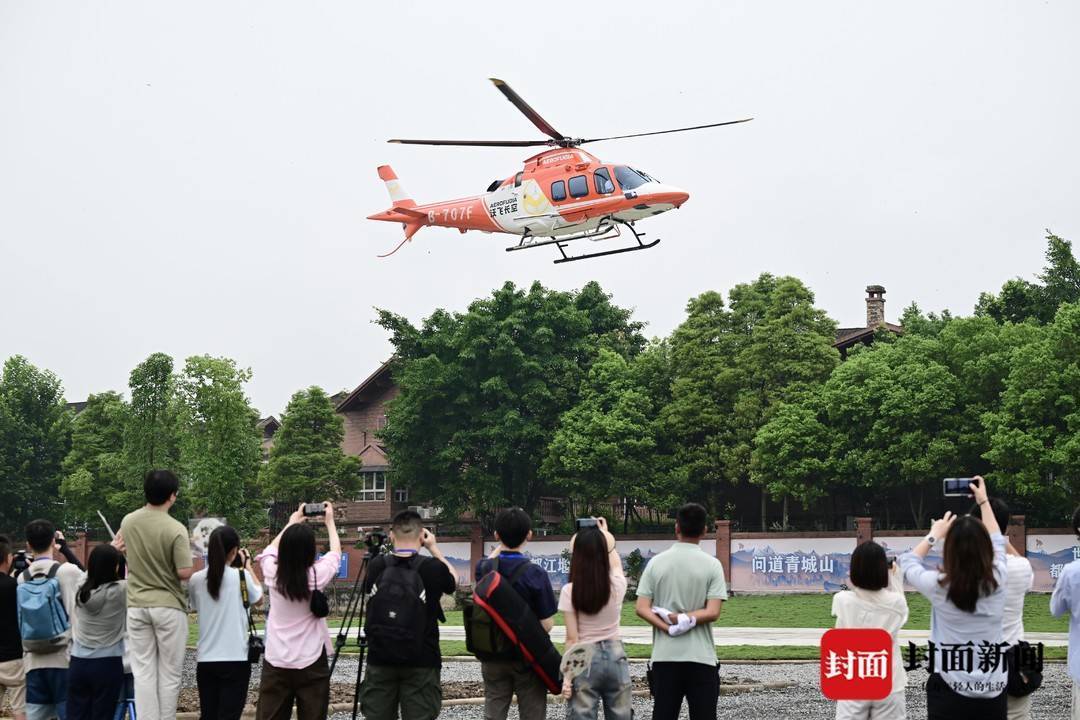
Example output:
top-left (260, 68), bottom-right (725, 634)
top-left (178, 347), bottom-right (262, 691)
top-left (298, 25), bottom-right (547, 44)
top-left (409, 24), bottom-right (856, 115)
top-left (369, 78), bottom-right (751, 264)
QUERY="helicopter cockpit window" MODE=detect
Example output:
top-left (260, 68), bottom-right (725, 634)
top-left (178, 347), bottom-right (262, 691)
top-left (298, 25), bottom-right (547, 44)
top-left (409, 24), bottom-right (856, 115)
top-left (614, 166), bottom-right (652, 191)
top-left (486, 180), bottom-right (501, 192)
top-left (568, 175), bottom-right (589, 198)
top-left (551, 180), bottom-right (566, 202)
top-left (594, 167), bottom-right (615, 194)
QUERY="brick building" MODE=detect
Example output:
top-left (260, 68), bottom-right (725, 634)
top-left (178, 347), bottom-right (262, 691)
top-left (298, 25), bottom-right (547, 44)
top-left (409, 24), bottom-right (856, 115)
top-left (833, 285), bottom-right (903, 358)
top-left (334, 360), bottom-right (416, 527)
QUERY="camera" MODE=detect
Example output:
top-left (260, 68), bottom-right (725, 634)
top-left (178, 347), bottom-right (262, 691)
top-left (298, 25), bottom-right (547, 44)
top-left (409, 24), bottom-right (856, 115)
top-left (302, 502), bottom-right (327, 517)
top-left (943, 477), bottom-right (977, 497)
top-left (575, 518), bottom-right (598, 532)
top-left (231, 548), bottom-right (250, 569)
top-left (361, 526), bottom-right (387, 553)
top-left (10, 550), bottom-right (29, 576)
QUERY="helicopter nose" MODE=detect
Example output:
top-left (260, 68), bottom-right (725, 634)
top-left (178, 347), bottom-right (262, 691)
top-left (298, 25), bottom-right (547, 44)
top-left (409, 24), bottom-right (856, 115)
top-left (647, 184), bottom-right (690, 208)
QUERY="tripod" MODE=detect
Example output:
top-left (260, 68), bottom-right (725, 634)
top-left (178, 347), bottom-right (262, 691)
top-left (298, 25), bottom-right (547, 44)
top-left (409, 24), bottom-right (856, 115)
top-left (328, 540), bottom-right (381, 720)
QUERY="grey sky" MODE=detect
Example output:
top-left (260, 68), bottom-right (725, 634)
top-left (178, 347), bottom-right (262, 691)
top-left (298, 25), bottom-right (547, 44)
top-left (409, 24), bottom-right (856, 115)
top-left (2, 1), bottom-right (1078, 417)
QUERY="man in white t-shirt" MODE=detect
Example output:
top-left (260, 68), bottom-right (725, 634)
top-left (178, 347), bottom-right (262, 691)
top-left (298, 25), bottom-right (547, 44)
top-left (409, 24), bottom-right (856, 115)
top-left (979, 498), bottom-right (1034, 720)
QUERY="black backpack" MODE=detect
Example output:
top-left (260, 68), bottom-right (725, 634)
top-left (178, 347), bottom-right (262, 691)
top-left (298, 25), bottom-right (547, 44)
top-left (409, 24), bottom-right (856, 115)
top-left (464, 557), bottom-right (531, 661)
top-left (365, 555), bottom-right (428, 663)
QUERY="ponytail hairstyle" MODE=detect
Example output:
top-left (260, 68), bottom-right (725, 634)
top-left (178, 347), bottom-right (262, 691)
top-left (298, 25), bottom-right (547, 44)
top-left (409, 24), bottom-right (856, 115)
top-left (276, 523), bottom-right (317, 602)
top-left (78, 544), bottom-right (123, 605)
top-left (207, 525), bottom-right (241, 601)
top-left (569, 527), bottom-right (612, 615)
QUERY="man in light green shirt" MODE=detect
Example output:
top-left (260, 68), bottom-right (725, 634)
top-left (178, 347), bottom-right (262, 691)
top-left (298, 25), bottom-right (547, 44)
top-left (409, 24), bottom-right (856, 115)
top-left (635, 503), bottom-right (727, 720)
top-left (118, 470), bottom-right (193, 720)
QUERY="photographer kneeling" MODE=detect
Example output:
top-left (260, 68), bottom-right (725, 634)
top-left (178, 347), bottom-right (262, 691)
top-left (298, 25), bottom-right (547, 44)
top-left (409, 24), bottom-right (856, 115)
top-left (190, 525), bottom-right (262, 720)
top-left (256, 502), bottom-right (341, 720)
top-left (359, 510), bottom-right (456, 720)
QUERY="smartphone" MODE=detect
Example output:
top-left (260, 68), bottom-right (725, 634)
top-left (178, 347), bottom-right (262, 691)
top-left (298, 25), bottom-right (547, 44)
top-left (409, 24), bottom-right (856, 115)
top-left (575, 518), bottom-right (598, 532)
top-left (302, 502), bottom-right (327, 517)
top-left (943, 477), bottom-right (976, 497)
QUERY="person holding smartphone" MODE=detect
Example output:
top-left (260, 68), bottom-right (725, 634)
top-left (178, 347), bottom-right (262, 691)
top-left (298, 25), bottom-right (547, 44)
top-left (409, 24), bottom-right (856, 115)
top-left (900, 476), bottom-right (1008, 719)
top-left (830, 542), bottom-right (909, 719)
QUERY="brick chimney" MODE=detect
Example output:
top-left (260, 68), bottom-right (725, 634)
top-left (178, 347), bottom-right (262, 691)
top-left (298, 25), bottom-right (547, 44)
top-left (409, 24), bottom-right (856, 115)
top-left (866, 285), bottom-right (886, 327)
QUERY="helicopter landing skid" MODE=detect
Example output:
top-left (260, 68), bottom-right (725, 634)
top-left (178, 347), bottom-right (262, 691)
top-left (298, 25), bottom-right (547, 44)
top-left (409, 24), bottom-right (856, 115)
top-left (504, 220), bottom-right (660, 264)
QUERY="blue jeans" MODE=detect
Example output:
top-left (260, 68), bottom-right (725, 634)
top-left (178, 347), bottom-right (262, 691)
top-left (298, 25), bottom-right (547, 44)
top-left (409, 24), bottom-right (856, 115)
top-left (567, 640), bottom-right (632, 720)
top-left (26, 667), bottom-right (68, 720)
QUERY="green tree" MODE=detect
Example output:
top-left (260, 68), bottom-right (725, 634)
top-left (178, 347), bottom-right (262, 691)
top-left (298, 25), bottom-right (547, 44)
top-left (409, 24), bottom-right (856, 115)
top-left (0, 356), bottom-right (73, 530)
top-left (665, 274), bottom-right (838, 524)
top-left (376, 280), bottom-right (644, 521)
top-left (542, 349), bottom-right (657, 514)
top-left (976, 232), bottom-right (1080, 323)
top-left (176, 355), bottom-right (263, 531)
top-left (259, 386), bottom-right (361, 503)
top-left (984, 303), bottom-right (1080, 523)
top-left (60, 392), bottom-right (130, 529)
top-left (124, 353), bottom-right (180, 490)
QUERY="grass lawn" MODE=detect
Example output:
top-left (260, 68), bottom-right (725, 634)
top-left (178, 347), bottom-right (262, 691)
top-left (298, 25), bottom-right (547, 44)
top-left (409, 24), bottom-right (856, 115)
top-left (442, 593), bottom-right (1069, 633)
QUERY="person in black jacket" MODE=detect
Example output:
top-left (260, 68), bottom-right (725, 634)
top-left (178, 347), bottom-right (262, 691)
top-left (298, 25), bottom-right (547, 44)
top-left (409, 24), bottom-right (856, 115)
top-left (0, 535), bottom-right (26, 720)
top-left (358, 510), bottom-right (456, 720)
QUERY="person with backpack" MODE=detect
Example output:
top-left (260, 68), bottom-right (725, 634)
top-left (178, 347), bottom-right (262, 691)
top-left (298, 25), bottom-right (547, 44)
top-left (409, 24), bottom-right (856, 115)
top-left (68, 545), bottom-right (127, 720)
top-left (359, 509), bottom-right (456, 720)
top-left (189, 526), bottom-right (262, 720)
top-left (559, 517), bottom-right (631, 720)
top-left (0, 535), bottom-right (26, 720)
top-left (256, 502), bottom-right (340, 720)
top-left (471, 507), bottom-right (557, 720)
top-left (118, 469), bottom-right (194, 720)
top-left (17, 519), bottom-right (86, 720)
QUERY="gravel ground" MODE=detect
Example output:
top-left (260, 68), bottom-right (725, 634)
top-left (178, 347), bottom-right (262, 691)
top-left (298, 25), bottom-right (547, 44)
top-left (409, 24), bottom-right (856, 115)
top-left (179, 651), bottom-right (1074, 719)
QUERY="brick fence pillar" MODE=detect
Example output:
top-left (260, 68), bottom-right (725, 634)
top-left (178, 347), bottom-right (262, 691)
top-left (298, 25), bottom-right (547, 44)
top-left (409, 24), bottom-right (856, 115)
top-left (714, 520), bottom-right (731, 583)
top-left (469, 524), bottom-right (484, 584)
top-left (1009, 514), bottom-right (1027, 556)
top-left (855, 517), bottom-right (873, 546)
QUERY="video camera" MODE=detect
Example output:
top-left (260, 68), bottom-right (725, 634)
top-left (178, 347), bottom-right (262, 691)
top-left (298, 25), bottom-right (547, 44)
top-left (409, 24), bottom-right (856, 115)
top-left (359, 526), bottom-right (388, 554)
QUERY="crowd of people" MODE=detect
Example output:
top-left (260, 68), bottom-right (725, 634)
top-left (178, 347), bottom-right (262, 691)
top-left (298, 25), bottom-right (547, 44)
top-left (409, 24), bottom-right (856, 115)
top-left (1, 470), bottom-right (1080, 720)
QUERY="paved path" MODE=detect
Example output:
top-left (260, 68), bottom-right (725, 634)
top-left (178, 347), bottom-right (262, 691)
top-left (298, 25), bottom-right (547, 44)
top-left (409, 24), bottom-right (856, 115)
top-left (367, 625), bottom-right (1068, 647)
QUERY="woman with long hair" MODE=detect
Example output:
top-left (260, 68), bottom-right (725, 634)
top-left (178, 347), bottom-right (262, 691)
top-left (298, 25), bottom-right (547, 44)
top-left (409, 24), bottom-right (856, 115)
top-left (189, 525), bottom-right (262, 720)
top-left (559, 517), bottom-right (631, 720)
top-left (900, 476), bottom-right (1008, 719)
top-left (831, 541), bottom-right (909, 719)
top-left (68, 544), bottom-right (126, 720)
top-left (256, 502), bottom-right (340, 720)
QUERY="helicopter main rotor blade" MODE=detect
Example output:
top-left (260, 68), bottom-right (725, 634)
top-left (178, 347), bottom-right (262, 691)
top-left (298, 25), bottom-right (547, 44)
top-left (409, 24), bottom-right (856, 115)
top-left (579, 118), bottom-right (754, 144)
top-left (388, 138), bottom-right (553, 147)
top-left (489, 78), bottom-right (567, 143)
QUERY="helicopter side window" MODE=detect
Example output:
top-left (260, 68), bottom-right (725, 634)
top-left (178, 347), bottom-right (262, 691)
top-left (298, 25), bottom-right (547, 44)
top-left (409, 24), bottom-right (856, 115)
top-left (514, 171), bottom-right (524, 188)
top-left (614, 165), bottom-right (650, 191)
top-left (568, 175), bottom-right (589, 198)
top-left (594, 167), bottom-right (615, 194)
top-left (486, 180), bottom-right (501, 192)
top-left (551, 180), bottom-right (566, 202)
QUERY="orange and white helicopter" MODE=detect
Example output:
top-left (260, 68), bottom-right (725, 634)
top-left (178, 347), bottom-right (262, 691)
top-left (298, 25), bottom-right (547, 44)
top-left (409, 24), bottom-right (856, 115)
top-left (369, 79), bottom-right (751, 264)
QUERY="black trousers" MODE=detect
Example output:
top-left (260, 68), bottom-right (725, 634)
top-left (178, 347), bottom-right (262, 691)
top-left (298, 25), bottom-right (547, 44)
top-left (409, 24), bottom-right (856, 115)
top-left (196, 661), bottom-right (252, 720)
top-left (68, 656), bottom-right (124, 720)
top-left (651, 661), bottom-right (720, 720)
top-left (926, 672), bottom-right (1006, 720)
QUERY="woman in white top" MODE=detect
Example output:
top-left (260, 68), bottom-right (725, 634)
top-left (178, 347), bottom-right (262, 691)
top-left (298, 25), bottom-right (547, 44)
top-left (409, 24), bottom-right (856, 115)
top-left (559, 517), bottom-right (630, 720)
top-left (831, 541), bottom-right (909, 719)
top-left (189, 525), bottom-right (263, 720)
top-left (900, 476), bottom-right (1008, 720)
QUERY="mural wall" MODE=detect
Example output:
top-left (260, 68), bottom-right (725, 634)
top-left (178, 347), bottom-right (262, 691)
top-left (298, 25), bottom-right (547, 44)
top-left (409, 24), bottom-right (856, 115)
top-left (1027, 533), bottom-right (1080, 592)
top-left (730, 537), bottom-right (854, 593)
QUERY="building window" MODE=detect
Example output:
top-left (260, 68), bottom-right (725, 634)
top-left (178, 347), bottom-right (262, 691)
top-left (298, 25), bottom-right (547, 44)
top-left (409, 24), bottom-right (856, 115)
top-left (394, 486), bottom-right (409, 503)
top-left (359, 471), bottom-right (386, 502)
top-left (568, 175), bottom-right (588, 198)
top-left (594, 167), bottom-right (614, 194)
top-left (376, 414), bottom-right (388, 431)
top-left (551, 180), bottom-right (566, 202)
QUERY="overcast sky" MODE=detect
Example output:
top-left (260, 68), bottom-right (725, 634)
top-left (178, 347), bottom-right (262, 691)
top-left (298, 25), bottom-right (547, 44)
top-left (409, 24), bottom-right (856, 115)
top-left (2, 1), bottom-right (1078, 416)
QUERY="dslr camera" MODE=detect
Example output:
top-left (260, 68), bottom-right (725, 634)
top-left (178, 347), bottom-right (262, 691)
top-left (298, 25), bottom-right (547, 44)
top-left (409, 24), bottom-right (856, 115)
top-left (10, 550), bottom-right (30, 576)
top-left (360, 526), bottom-right (387, 553)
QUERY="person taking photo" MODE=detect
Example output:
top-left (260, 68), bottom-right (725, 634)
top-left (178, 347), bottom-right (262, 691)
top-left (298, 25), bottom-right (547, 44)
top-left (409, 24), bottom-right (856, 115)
top-left (189, 526), bottom-right (262, 720)
top-left (900, 476), bottom-right (1008, 719)
top-left (68, 545), bottom-right (127, 720)
top-left (830, 541), bottom-right (909, 719)
top-left (1050, 505), bottom-right (1080, 720)
top-left (256, 502), bottom-right (340, 720)
top-left (359, 509), bottom-right (456, 720)
top-left (560, 517), bottom-right (631, 720)
top-left (0, 535), bottom-right (26, 720)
